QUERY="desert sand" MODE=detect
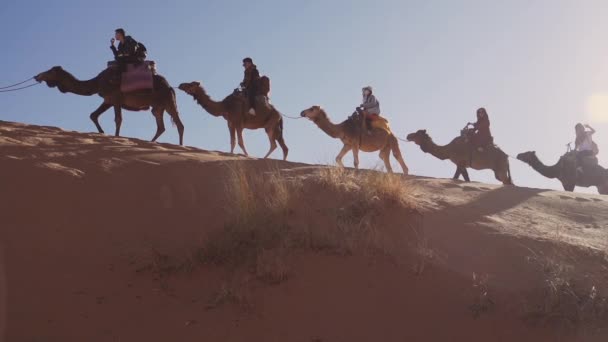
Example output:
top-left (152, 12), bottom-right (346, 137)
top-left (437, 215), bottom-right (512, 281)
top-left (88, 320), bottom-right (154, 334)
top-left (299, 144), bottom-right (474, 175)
top-left (1, 120), bottom-right (607, 342)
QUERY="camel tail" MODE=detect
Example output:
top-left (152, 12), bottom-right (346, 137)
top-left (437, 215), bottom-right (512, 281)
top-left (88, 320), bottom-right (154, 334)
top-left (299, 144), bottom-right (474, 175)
top-left (169, 87), bottom-right (177, 127)
top-left (505, 152), bottom-right (513, 185)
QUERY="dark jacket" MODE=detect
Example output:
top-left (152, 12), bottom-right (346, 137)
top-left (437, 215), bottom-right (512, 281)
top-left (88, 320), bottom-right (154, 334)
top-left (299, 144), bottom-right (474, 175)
top-left (111, 36), bottom-right (138, 58)
top-left (240, 65), bottom-right (260, 92)
top-left (472, 116), bottom-right (493, 147)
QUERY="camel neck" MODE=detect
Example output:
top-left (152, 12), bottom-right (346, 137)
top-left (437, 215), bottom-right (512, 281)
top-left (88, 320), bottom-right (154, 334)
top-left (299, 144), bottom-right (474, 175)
top-left (314, 115), bottom-right (343, 139)
top-left (56, 71), bottom-right (100, 96)
top-left (193, 88), bottom-right (225, 117)
top-left (421, 138), bottom-right (451, 160)
top-left (526, 155), bottom-right (560, 179)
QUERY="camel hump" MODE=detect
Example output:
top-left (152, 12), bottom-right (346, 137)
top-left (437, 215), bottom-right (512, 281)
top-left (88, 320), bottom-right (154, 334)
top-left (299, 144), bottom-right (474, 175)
top-left (370, 115), bottom-right (391, 134)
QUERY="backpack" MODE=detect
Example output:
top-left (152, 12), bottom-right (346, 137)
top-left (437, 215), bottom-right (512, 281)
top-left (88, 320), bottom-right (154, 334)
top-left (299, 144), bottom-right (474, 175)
top-left (257, 76), bottom-right (270, 96)
top-left (592, 141), bottom-right (599, 156)
top-left (135, 42), bottom-right (148, 61)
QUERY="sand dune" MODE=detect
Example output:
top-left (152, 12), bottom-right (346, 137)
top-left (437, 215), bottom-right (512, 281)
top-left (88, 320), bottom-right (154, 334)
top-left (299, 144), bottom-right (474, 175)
top-left (1, 120), bottom-right (607, 342)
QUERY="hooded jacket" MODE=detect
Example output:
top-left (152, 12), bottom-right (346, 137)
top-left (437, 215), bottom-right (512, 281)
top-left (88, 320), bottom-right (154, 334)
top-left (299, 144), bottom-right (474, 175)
top-left (360, 90), bottom-right (381, 115)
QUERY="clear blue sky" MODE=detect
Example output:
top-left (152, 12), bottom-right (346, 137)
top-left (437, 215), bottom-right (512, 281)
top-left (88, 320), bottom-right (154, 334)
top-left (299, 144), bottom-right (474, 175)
top-left (2, 0), bottom-right (608, 192)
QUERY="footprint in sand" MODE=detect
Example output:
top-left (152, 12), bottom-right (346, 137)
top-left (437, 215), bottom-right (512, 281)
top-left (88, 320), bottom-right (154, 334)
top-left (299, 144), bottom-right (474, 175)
top-left (462, 186), bottom-right (482, 192)
top-left (575, 197), bottom-right (592, 203)
top-left (591, 198), bottom-right (604, 202)
top-left (559, 195), bottom-right (573, 201)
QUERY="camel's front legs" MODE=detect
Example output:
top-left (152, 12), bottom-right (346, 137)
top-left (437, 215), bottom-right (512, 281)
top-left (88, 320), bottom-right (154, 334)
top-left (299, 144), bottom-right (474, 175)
top-left (114, 105), bottom-right (123, 137)
top-left (461, 167), bottom-right (471, 182)
top-left (453, 167), bottom-right (461, 180)
top-left (562, 182), bottom-right (575, 192)
top-left (335, 145), bottom-right (351, 167)
top-left (453, 165), bottom-right (470, 182)
top-left (228, 122), bottom-right (236, 154)
top-left (237, 128), bottom-right (249, 156)
top-left (151, 107), bottom-right (166, 142)
top-left (90, 102), bottom-right (112, 134)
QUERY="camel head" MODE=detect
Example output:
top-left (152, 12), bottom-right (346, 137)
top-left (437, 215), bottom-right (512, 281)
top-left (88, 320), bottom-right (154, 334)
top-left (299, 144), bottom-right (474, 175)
top-left (300, 105), bottom-right (327, 121)
top-left (406, 129), bottom-right (430, 146)
top-left (177, 81), bottom-right (203, 96)
top-left (516, 151), bottom-right (537, 164)
top-left (34, 66), bottom-right (65, 88)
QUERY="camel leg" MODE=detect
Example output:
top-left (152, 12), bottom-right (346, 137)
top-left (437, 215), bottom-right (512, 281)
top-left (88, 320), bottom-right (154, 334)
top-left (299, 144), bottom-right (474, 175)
top-left (453, 167), bottom-right (462, 180)
top-left (228, 122), bottom-right (236, 154)
top-left (352, 146), bottom-right (360, 170)
top-left (336, 145), bottom-right (351, 167)
top-left (263, 126), bottom-right (278, 159)
top-left (390, 137), bottom-right (409, 175)
top-left (597, 184), bottom-right (608, 195)
top-left (113, 105), bottom-right (123, 137)
top-left (562, 183), bottom-right (575, 192)
top-left (236, 128), bottom-right (249, 156)
top-left (90, 102), bottom-right (112, 134)
top-left (165, 105), bottom-right (184, 146)
top-left (151, 107), bottom-right (166, 142)
top-left (380, 147), bottom-right (393, 173)
top-left (274, 123), bottom-right (289, 161)
top-left (461, 167), bottom-right (471, 182)
top-left (495, 170), bottom-right (511, 185)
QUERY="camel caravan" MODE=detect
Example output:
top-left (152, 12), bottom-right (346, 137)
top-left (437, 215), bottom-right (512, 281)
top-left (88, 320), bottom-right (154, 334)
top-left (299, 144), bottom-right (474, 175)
top-left (31, 28), bottom-right (608, 195)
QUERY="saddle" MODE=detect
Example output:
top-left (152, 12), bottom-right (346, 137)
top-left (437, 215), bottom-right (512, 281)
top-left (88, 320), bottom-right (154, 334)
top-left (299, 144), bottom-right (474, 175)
top-left (107, 61), bottom-right (156, 93)
top-left (461, 127), bottom-right (495, 151)
top-left (563, 151), bottom-right (599, 170)
top-left (351, 110), bottom-right (392, 134)
top-left (232, 88), bottom-right (271, 116)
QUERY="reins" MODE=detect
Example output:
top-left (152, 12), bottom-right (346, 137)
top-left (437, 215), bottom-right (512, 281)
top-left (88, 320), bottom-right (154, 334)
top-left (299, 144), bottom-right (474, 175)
top-left (0, 76), bottom-right (39, 93)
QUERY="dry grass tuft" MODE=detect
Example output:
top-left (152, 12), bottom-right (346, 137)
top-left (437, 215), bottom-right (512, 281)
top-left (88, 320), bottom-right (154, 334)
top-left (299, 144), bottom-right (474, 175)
top-left (199, 163), bottom-right (300, 282)
top-left (198, 163), bottom-right (420, 289)
top-left (315, 166), bottom-right (411, 206)
top-left (523, 253), bottom-right (608, 334)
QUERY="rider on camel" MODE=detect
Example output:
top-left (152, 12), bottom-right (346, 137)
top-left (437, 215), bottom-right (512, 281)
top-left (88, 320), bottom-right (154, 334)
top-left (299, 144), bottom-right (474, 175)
top-left (240, 57), bottom-right (260, 116)
top-left (574, 123), bottom-right (598, 172)
top-left (468, 107), bottom-right (493, 151)
top-left (358, 86), bottom-right (380, 134)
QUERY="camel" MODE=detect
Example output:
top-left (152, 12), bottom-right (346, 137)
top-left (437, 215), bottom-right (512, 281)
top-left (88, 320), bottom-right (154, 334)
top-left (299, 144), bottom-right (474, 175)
top-left (406, 129), bottom-right (512, 184)
top-left (517, 151), bottom-right (608, 194)
top-left (178, 81), bottom-right (288, 160)
top-left (34, 66), bottom-right (184, 145)
top-left (299, 106), bottom-right (409, 174)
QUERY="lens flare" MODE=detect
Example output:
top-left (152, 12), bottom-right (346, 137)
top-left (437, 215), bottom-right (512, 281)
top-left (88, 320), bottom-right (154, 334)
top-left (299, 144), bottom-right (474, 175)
top-left (587, 93), bottom-right (608, 123)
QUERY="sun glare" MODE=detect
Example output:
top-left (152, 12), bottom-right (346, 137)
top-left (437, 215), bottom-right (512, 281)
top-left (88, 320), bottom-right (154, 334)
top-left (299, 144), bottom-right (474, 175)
top-left (587, 93), bottom-right (608, 123)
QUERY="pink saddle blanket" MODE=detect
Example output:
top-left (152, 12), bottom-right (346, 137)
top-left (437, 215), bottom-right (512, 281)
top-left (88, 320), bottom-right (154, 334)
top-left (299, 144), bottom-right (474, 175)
top-left (120, 63), bottom-right (154, 93)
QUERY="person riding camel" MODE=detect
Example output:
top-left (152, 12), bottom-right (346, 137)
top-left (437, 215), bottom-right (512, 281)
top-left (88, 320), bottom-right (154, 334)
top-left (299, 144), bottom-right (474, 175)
top-left (574, 123), bottom-right (598, 172)
top-left (110, 29), bottom-right (141, 72)
top-left (468, 107), bottom-right (493, 151)
top-left (240, 57), bottom-right (260, 116)
top-left (358, 86), bottom-right (380, 134)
